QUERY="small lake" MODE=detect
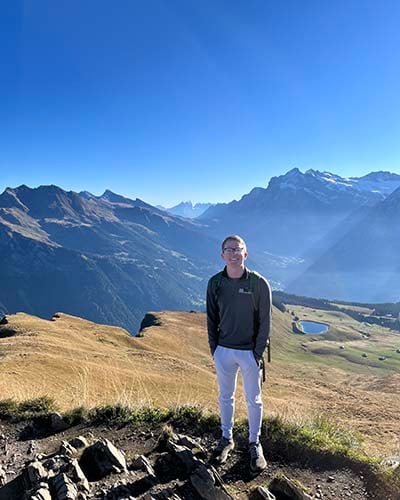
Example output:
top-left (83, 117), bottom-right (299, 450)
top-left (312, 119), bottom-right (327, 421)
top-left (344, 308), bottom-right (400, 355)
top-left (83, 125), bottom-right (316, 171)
top-left (298, 320), bottom-right (329, 335)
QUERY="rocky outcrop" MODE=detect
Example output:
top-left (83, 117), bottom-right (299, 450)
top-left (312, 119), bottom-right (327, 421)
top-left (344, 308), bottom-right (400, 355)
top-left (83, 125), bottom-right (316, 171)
top-left (0, 432), bottom-right (235, 500)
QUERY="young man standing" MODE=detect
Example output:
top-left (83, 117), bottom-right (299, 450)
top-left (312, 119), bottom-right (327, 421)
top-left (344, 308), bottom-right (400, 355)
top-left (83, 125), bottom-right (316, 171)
top-left (206, 235), bottom-right (272, 474)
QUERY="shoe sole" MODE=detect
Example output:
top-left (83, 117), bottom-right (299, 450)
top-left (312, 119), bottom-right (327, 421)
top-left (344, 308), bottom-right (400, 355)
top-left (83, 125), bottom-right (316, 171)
top-left (249, 463), bottom-right (267, 475)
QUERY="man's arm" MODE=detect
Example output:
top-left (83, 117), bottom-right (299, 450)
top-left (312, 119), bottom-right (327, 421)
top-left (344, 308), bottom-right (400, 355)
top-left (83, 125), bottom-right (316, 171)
top-left (254, 277), bottom-right (272, 359)
top-left (206, 279), bottom-right (219, 355)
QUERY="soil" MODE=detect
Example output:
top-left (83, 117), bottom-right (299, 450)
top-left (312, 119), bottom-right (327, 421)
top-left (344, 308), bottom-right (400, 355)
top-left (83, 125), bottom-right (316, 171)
top-left (1, 417), bottom-right (399, 500)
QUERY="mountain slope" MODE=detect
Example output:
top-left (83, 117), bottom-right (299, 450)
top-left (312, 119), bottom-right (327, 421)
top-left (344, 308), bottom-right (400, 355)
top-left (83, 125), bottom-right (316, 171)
top-left (289, 186), bottom-right (400, 301)
top-left (0, 185), bottom-right (220, 332)
top-left (199, 169), bottom-right (400, 259)
top-left (1, 308), bottom-right (399, 456)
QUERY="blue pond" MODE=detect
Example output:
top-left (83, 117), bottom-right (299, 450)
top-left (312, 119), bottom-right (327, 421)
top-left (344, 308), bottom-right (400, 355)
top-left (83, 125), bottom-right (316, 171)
top-left (299, 320), bottom-right (329, 335)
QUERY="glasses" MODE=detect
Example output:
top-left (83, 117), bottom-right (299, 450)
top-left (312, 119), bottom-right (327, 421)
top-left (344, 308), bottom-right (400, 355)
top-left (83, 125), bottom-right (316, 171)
top-left (223, 247), bottom-right (244, 254)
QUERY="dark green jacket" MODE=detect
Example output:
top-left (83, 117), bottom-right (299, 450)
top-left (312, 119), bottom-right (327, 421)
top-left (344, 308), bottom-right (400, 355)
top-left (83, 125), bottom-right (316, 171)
top-left (206, 266), bottom-right (272, 358)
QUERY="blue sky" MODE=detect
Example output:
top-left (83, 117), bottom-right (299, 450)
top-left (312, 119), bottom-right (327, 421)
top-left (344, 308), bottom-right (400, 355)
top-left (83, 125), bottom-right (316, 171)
top-left (1, 0), bottom-right (400, 206)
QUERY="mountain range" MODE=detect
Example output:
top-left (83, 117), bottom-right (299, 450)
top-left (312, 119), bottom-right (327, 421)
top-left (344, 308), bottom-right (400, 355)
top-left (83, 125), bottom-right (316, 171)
top-left (0, 185), bottom-right (220, 332)
top-left (289, 183), bottom-right (400, 302)
top-left (199, 168), bottom-right (400, 256)
top-left (1, 168), bottom-right (400, 330)
top-left (157, 201), bottom-right (213, 218)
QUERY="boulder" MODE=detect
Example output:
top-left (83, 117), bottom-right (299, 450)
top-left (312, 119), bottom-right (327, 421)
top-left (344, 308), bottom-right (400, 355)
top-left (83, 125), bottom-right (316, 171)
top-left (59, 441), bottom-right (77, 457)
top-left (30, 484), bottom-right (52, 500)
top-left (51, 473), bottom-right (78, 500)
top-left (190, 464), bottom-right (233, 500)
top-left (24, 461), bottom-right (48, 488)
top-left (79, 439), bottom-right (127, 481)
top-left (166, 440), bottom-right (201, 474)
top-left (63, 459), bottom-right (90, 493)
top-left (255, 486), bottom-right (276, 499)
top-left (68, 436), bottom-right (89, 450)
top-left (177, 434), bottom-right (207, 457)
top-left (131, 455), bottom-right (156, 479)
top-left (269, 474), bottom-right (312, 500)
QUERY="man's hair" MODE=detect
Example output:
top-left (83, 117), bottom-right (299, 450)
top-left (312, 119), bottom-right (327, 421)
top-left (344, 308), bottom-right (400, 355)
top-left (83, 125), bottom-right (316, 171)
top-left (221, 235), bottom-right (247, 252)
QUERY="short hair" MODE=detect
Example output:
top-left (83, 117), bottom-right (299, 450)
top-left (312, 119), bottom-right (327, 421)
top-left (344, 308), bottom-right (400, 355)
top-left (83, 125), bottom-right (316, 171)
top-left (221, 235), bottom-right (247, 252)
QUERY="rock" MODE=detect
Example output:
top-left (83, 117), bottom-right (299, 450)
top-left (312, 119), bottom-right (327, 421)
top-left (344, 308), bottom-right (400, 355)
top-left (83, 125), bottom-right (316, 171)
top-left (131, 455), bottom-right (156, 479)
top-left (378, 356), bottom-right (386, 361)
top-left (255, 486), bottom-right (276, 499)
top-left (59, 441), bottom-right (77, 456)
top-left (339, 345), bottom-right (345, 350)
top-left (49, 413), bottom-right (70, 433)
top-left (63, 459), bottom-right (90, 493)
top-left (0, 467), bottom-right (6, 486)
top-left (68, 436), bottom-right (89, 450)
top-left (190, 464), bottom-right (233, 500)
top-left (79, 439), bottom-right (127, 481)
top-left (0, 316), bottom-right (8, 325)
top-left (177, 434), bottom-right (207, 457)
top-left (51, 472), bottom-right (78, 499)
top-left (269, 474), bottom-right (312, 500)
top-left (362, 353), bottom-right (368, 358)
top-left (381, 456), bottom-right (400, 469)
top-left (30, 484), bottom-right (52, 500)
top-left (167, 440), bottom-right (201, 474)
top-left (24, 461), bottom-right (48, 488)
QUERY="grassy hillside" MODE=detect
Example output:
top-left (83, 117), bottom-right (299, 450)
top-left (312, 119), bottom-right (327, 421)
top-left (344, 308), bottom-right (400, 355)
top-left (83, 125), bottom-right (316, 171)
top-left (1, 306), bottom-right (399, 458)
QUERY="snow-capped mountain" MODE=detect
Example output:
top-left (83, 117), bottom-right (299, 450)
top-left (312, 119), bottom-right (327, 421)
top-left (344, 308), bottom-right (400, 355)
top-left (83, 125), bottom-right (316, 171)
top-left (161, 201), bottom-right (213, 219)
top-left (199, 168), bottom-right (400, 259)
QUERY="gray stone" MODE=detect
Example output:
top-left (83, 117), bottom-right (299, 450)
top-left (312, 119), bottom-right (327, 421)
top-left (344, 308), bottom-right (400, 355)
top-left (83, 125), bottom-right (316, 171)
top-left (51, 473), bottom-right (78, 500)
top-left (79, 439), bottom-right (127, 480)
top-left (30, 485), bottom-right (52, 500)
top-left (269, 474), bottom-right (312, 500)
top-left (131, 455), bottom-right (156, 478)
top-left (167, 440), bottom-right (201, 474)
top-left (59, 441), bottom-right (77, 457)
top-left (256, 486), bottom-right (276, 500)
top-left (25, 461), bottom-right (48, 487)
top-left (63, 459), bottom-right (90, 493)
top-left (190, 464), bottom-right (233, 500)
top-left (68, 436), bottom-right (89, 450)
top-left (381, 456), bottom-right (400, 469)
top-left (0, 466), bottom-right (6, 486)
top-left (177, 434), bottom-right (206, 456)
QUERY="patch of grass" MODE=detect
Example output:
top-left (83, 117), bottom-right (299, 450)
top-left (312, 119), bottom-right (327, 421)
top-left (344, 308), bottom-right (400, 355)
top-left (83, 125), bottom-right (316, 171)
top-left (0, 396), bottom-right (57, 419)
top-left (63, 406), bottom-right (88, 426)
top-left (0, 399), bottom-right (18, 418)
top-left (264, 414), bottom-right (369, 462)
top-left (85, 403), bottom-right (221, 433)
top-left (18, 396), bottom-right (57, 414)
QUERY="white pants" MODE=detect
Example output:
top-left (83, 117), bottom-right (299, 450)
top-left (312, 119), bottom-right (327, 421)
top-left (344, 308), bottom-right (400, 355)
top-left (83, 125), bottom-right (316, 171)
top-left (213, 346), bottom-right (263, 443)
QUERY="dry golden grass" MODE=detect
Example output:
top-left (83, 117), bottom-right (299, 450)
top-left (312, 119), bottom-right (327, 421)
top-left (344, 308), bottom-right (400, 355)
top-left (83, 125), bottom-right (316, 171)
top-left (1, 307), bottom-right (399, 458)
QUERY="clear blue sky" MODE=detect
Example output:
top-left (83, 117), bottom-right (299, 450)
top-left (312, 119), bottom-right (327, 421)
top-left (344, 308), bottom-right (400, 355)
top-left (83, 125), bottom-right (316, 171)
top-left (1, 0), bottom-right (400, 206)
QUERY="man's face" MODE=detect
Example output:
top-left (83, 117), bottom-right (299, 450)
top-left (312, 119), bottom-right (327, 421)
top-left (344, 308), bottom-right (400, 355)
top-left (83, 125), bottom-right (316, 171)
top-left (221, 239), bottom-right (248, 269)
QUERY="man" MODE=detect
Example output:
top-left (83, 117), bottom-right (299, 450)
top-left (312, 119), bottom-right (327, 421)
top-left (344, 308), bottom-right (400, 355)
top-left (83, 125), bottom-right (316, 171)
top-left (206, 235), bottom-right (272, 474)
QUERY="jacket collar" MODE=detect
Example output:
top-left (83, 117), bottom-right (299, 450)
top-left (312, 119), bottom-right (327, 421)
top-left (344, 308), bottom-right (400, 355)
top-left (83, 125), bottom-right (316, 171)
top-left (222, 266), bottom-right (249, 280)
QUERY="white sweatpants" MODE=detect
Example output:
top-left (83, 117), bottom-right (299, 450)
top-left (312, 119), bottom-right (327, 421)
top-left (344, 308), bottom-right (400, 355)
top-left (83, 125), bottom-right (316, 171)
top-left (213, 345), bottom-right (263, 443)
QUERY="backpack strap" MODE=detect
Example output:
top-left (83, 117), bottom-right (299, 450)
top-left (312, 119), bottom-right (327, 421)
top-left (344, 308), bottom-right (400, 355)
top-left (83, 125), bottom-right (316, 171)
top-left (210, 271), bottom-right (224, 304)
top-left (248, 270), bottom-right (261, 311)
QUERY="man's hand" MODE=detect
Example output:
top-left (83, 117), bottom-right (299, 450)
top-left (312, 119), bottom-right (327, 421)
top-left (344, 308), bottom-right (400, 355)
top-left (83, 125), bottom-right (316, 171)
top-left (253, 352), bottom-right (261, 366)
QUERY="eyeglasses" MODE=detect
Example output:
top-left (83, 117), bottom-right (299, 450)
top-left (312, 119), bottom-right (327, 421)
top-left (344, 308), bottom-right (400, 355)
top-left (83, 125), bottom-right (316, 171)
top-left (223, 247), bottom-right (244, 254)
